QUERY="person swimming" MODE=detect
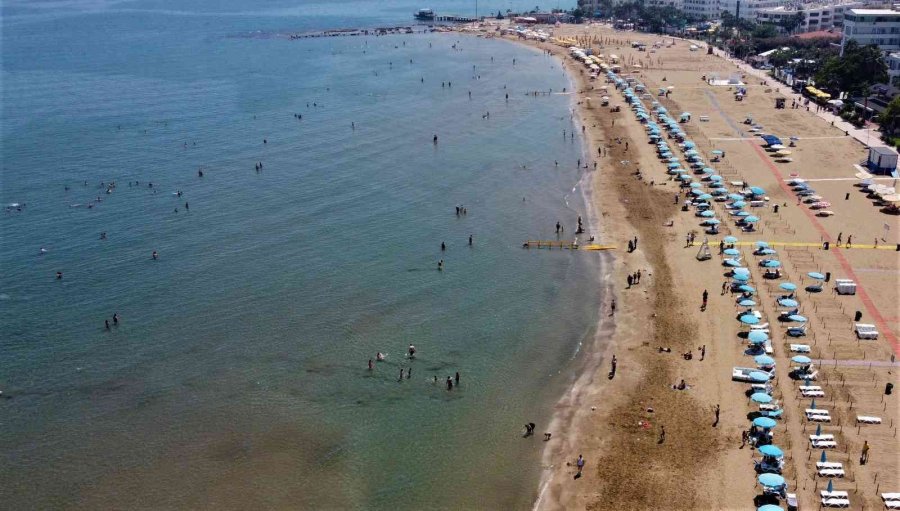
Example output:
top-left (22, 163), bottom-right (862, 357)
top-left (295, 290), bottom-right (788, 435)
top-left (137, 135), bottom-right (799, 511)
top-left (376, 352), bottom-right (385, 361)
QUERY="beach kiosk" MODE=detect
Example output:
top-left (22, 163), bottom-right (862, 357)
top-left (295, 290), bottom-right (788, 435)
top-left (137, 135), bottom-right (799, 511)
top-left (866, 146), bottom-right (898, 176)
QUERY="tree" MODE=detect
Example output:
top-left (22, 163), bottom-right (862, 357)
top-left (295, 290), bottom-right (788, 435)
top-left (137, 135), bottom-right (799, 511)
top-left (752, 23), bottom-right (778, 39)
top-left (816, 41), bottom-right (888, 96)
top-left (779, 9), bottom-right (805, 34)
top-left (879, 96), bottom-right (900, 137)
top-left (573, 7), bottom-right (585, 21)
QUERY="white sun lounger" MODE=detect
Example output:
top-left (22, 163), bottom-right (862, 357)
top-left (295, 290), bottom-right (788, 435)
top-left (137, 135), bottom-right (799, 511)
top-left (801, 389), bottom-right (825, 397)
top-left (821, 497), bottom-right (850, 508)
top-left (810, 434), bottom-right (834, 441)
top-left (759, 403), bottom-right (780, 411)
top-left (806, 411), bottom-right (831, 422)
top-left (800, 385), bottom-right (822, 391)
top-left (819, 468), bottom-right (845, 478)
top-left (855, 323), bottom-right (879, 339)
top-left (821, 491), bottom-right (849, 499)
top-left (817, 462), bottom-right (843, 470)
top-left (886, 501), bottom-right (900, 510)
top-left (787, 493), bottom-right (798, 509)
top-left (790, 343), bottom-right (811, 353)
top-left (812, 439), bottom-right (837, 449)
top-left (857, 415), bottom-right (882, 424)
top-left (882, 493), bottom-right (900, 501)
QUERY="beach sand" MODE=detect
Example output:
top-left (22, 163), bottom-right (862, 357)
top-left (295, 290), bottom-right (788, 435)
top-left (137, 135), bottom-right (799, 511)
top-left (477, 24), bottom-right (899, 510)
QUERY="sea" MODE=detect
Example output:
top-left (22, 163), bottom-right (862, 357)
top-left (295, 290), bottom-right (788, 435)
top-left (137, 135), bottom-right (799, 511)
top-left (0, 1), bottom-right (606, 509)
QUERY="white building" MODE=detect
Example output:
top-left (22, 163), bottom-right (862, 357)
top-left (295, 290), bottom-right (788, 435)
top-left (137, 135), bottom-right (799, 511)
top-left (679, 0), bottom-right (789, 20)
top-left (757, 2), bottom-right (862, 32)
top-left (887, 51), bottom-right (900, 84)
top-left (840, 9), bottom-right (900, 54)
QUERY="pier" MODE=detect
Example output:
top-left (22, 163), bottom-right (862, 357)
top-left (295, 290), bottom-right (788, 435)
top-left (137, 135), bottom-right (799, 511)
top-left (523, 240), bottom-right (616, 250)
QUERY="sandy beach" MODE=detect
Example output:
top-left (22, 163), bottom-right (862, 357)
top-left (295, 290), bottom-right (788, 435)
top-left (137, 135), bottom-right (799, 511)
top-left (475, 23), bottom-right (900, 510)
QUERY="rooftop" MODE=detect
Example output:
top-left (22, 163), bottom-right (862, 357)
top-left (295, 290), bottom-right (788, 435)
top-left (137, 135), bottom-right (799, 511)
top-left (847, 8), bottom-right (900, 15)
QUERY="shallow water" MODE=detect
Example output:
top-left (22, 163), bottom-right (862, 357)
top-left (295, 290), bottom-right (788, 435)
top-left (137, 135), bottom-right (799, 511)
top-left (0, 1), bottom-right (599, 509)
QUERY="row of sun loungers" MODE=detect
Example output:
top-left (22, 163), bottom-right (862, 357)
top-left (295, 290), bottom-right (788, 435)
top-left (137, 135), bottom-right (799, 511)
top-left (883, 493), bottom-right (900, 509)
top-left (806, 408), bottom-right (831, 422)
top-left (816, 461), bottom-right (845, 478)
top-left (800, 385), bottom-right (825, 397)
top-left (821, 490), bottom-right (851, 508)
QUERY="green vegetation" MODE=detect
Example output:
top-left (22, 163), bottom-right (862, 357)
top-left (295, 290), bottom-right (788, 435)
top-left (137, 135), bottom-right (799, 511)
top-left (815, 41), bottom-right (888, 96)
top-left (878, 96), bottom-right (900, 139)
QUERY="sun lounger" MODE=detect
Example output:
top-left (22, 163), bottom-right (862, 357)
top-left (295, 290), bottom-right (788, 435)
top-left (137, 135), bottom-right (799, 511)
top-left (801, 389), bottom-right (825, 398)
top-left (790, 344), bottom-right (811, 353)
top-left (882, 493), bottom-right (900, 501)
top-left (857, 415), bottom-right (882, 424)
top-left (800, 385), bottom-right (822, 391)
top-left (855, 323), bottom-right (879, 340)
top-left (886, 501), bottom-right (900, 510)
top-left (810, 434), bottom-right (834, 441)
top-left (818, 462), bottom-right (843, 469)
top-left (759, 403), bottom-right (780, 411)
top-left (821, 497), bottom-right (850, 508)
top-left (819, 468), bottom-right (845, 478)
top-left (812, 439), bottom-right (837, 449)
top-left (821, 491), bottom-right (849, 498)
top-left (750, 323), bottom-right (770, 332)
top-left (787, 493), bottom-right (798, 509)
top-left (806, 410), bottom-right (831, 422)
top-left (794, 370), bottom-right (818, 380)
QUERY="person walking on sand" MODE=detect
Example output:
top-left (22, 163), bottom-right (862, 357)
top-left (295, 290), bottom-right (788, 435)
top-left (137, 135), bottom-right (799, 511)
top-left (700, 344), bottom-right (706, 361)
top-left (627, 274), bottom-right (633, 289)
top-left (610, 299), bottom-right (616, 316)
top-left (861, 440), bottom-right (870, 464)
top-left (721, 280), bottom-right (728, 295)
top-left (836, 232), bottom-right (842, 245)
top-left (701, 289), bottom-right (708, 311)
top-left (576, 454), bottom-right (585, 478)
top-left (658, 425), bottom-right (666, 444)
top-left (846, 234), bottom-right (852, 248)
top-left (713, 404), bottom-right (720, 427)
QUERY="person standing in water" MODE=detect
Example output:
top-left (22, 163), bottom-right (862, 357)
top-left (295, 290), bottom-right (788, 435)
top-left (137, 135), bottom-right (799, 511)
top-left (441, 241), bottom-right (446, 251)
top-left (408, 344), bottom-right (416, 359)
top-left (455, 371), bottom-right (460, 385)
top-left (468, 234), bottom-right (473, 246)
top-left (446, 377), bottom-right (453, 390)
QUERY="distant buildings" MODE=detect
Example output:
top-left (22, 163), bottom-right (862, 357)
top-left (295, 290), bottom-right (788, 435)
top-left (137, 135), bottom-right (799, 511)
top-left (840, 9), bottom-right (900, 54)
top-left (757, 1), bottom-right (862, 32)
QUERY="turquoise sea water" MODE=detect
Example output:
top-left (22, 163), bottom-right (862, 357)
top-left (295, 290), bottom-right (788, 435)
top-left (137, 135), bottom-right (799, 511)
top-left (0, 1), bottom-right (600, 509)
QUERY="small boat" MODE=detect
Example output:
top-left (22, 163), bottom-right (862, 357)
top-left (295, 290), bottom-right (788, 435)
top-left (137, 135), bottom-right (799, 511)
top-left (414, 8), bottom-right (435, 20)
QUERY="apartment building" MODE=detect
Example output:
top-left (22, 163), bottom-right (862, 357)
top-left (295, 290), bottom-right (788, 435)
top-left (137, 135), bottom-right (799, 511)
top-left (756, 1), bottom-right (862, 32)
top-left (840, 8), bottom-right (900, 54)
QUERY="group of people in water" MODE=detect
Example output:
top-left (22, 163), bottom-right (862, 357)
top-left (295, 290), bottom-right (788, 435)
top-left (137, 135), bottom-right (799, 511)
top-left (367, 345), bottom-right (462, 391)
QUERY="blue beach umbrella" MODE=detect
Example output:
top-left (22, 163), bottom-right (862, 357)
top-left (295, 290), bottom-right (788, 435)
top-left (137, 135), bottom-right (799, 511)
top-left (750, 371), bottom-right (771, 382)
top-left (724, 248), bottom-right (741, 255)
top-left (758, 506), bottom-right (784, 511)
top-left (724, 235), bottom-right (738, 243)
top-left (749, 186), bottom-right (766, 195)
top-left (740, 314), bottom-right (760, 325)
top-left (744, 216), bottom-right (760, 223)
top-left (753, 417), bottom-right (778, 430)
top-left (808, 272), bottom-right (825, 280)
top-left (792, 355), bottom-right (812, 364)
top-left (691, 189), bottom-right (705, 196)
top-left (703, 167), bottom-right (716, 174)
top-left (749, 336), bottom-right (767, 346)
top-left (787, 314), bottom-right (807, 323)
top-left (680, 175), bottom-right (692, 181)
top-left (668, 157), bottom-right (680, 163)
top-left (759, 248), bottom-right (776, 255)
top-left (778, 298), bottom-right (798, 307)
top-left (690, 182), bottom-right (703, 188)
top-left (749, 330), bottom-right (769, 343)
top-left (728, 261), bottom-right (746, 269)
top-left (752, 393), bottom-right (773, 404)
top-left (668, 162), bottom-right (682, 169)
top-left (827, 480), bottom-right (833, 493)
top-left (763, 260), bottom-right (781, 268)
top-left (703, 219), bottom-right (721, 225)
top-left (756, 241), bottom-right (770, 248)
top-left (733, 268), bottom-right (750, 274)
top-left (779, 282), bottom-right (797, 291)
top-left (737, 211), bottom-right (751, 217)
top-left (710, 175), bottom-right (724, 182)
top-left (698, 193), bottom-right (713, 200)
top-left (739, 299), bottom-right (757, 306)
top-left (712, 149), bottom-right (724, 155)
top-left (816, 424), bottom-right (822, 436)
top-left (738, 285), bottom-right (755, 293)
top-left (711, 189), bottom-right (727, 196)
top-left (820, 450), bottom-right (826, 462)
top-left (667, 168), bottom-right (682, 175)
top-left (728, 193), bottom-right (744, 201)
top-left (700, 210), bottom-right (715, 217)
top-left (758, 444), bottom-right (783, 457)
top-left (684, 141), bottom-right (696, 148)
top-left (755, 355), bottom-right (775, 366)
top-left (732, 201), bottom-right (747, 208)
